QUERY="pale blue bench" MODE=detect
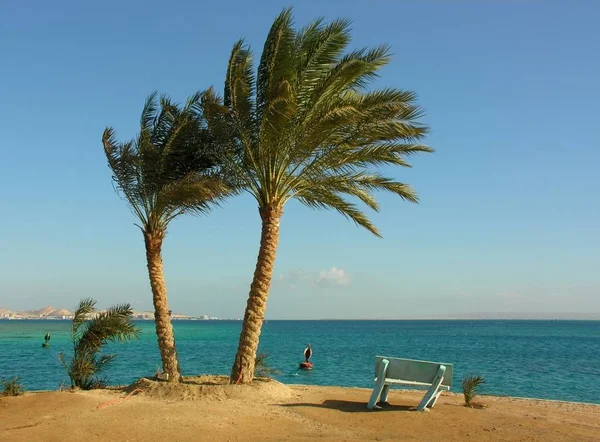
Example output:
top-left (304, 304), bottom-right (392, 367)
top-left (367, 356), bottom-right (453, 411)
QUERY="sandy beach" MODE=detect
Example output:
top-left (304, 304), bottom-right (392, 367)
top-left (1, 377), bottom-right (598, 442)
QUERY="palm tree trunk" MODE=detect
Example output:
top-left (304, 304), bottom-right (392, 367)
top-left (144, 230), bottom-right (182, 382)
top-left (230, 205), bottom-right (283, 384)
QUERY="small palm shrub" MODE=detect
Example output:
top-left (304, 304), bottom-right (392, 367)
top-left (1, 377), bottom-right (24, 396)
top-left (255, 353), bottom-right (280, 378)
top-left (462, 374), bottom-right (485, 407)
top-left (59, 298), bottom-right (140, 390)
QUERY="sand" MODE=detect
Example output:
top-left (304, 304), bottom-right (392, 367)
top-left (1, 377), bottom-right (599, 441)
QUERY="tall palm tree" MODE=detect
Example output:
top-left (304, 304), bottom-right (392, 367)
top-left (202, 9), bottom-right (433, 384)
top-left (103, 93), bottom-right (225, 382)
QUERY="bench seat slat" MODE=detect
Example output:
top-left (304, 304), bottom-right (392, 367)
top-left (375, 378), bottom-right (450, 389)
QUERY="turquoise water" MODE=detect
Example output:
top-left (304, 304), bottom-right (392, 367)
top-left (1, 320), bottom-right (599, 404)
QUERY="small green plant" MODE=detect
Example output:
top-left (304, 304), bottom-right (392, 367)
top-left (255, 353), bottom-right (280, 379)
top-left (58, 298), bottom-right (140, 390)
top-left (462, 374), bottom-right (485, 407)
top-left (1, 377), bottom-right (25, 396)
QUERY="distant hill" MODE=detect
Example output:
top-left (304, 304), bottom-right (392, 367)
top-left (0, 306), bottom-right (74, 318)
top-left (23, 306), bottom-right (57, 316)
top-left (0, 306), bottom-right (222, 320)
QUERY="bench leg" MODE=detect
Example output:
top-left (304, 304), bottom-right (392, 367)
top-left (367, 359), bottom-right (389, 410)
top-left (427, 390), bottom-right (443, 408)
top-left (380, 384), bottom-right (391, 404)
top-left (417, 365), bottom-right (446, 411)
top-left (367, 380), bottom-right (386, 410)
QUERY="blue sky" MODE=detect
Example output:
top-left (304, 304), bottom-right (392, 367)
top-left (1, 0), bottom-right (598, 318)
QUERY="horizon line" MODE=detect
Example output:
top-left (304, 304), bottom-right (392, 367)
top-left (4, 317), bottom-right (600, 321)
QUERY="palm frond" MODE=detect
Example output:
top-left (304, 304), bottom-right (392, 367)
top-left (298, 188), bottom-right (381, 237)
top-left (300, 44), bottom-right (391, 123)
top-left (140, 92), bottom-right (159, 131)
top-left (76, 303), bottom-right (140, 354)
top-left (225, 40), bottom-right (256, 124)
top-left (72, 298), bottom-right (96, 340)
top-left (256, 8), bottom-right (296, 122)
top-left (295, 17), bottom-right (351, 107)
top-left (104, 92), bottom-right (229, 234)
top-left (160, 174), bottom-right (230, 222)
top-left (60, 299), bottom-right (140, 390)
top-left (207, 8), bottom-right (432, 236)
top-left (94, 354), bottom-right (117, 374)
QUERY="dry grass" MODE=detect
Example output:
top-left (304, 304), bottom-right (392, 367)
top-left (1, 377), bottom-right (25, 397)
top-left (255, 353), bottom-right (281, 378)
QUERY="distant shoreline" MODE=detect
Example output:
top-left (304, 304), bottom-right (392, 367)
top-left (0, 317), bottom-right (234, 321)
top-left (2, 317), bottom-right (599, 321)
top-left (4, 306), bottom-right (598, 321)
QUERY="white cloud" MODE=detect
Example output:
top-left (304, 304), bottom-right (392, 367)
top-left (275, 267), bottom-right (351, 290)
top-left (316, 267), bottom-right (350, 287)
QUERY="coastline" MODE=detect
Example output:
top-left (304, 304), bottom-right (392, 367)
top-left (2, 382), bottom-right (598, 441)
top-left (11, 385), bottom-right (600, 407)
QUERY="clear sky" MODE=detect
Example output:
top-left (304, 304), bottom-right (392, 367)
top-left (1, 0), bottom-right (598, 319)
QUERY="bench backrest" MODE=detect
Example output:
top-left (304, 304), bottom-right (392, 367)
top-left (375, 356), bottom-right (453, 388)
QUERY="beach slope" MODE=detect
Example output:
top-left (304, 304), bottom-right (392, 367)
top-left (1, 381), bottom-right (598, 441)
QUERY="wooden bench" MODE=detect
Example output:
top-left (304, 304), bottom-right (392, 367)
top-left (367, 356), bottom-right (453, 411)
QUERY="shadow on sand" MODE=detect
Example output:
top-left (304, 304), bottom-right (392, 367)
top-left (280, 400), bottom-right (415, 413)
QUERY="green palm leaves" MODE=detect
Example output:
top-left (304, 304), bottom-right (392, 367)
top-left (59, 298), bottom-right (140, 389)
top-left (203, 8), bottom-right (432, 236)
top-left (462, 374), bottom-right (485, 407)
top-left (103, 92), bottom-right (226, 234)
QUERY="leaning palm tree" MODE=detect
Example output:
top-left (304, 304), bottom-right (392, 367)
top-left (103, 93), bottom-right (226, 382)
top-left (201, 9), bottom-right (433, 383)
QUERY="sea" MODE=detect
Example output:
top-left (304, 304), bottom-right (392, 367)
top-left (1, 320), bottom-right (599, 404)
